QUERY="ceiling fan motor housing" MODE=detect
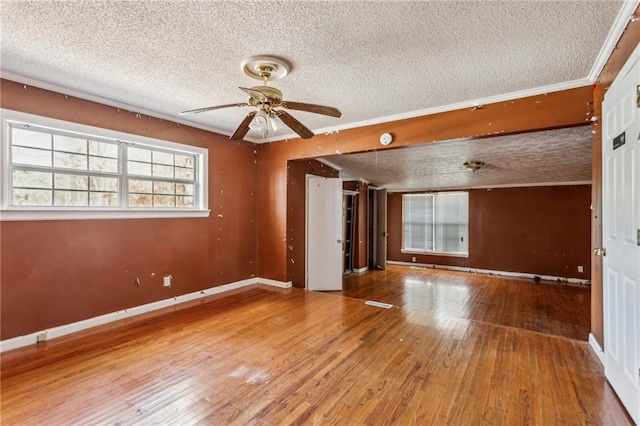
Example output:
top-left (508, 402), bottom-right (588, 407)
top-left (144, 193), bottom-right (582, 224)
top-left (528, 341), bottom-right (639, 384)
top-left (251, 86), bottom-right (283, 103)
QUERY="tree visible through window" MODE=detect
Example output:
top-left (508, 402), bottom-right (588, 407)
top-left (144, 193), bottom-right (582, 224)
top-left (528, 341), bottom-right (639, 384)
top-left (3, 112), bottom-right (207, 218)
top-left (126, 146), bottom-right (196, 208)
top-left (402, 192), bottom-right (469, 255)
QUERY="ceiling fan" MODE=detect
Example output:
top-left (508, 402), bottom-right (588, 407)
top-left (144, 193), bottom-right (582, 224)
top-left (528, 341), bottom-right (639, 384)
top-left (180, 56), bottom-right (342, 140)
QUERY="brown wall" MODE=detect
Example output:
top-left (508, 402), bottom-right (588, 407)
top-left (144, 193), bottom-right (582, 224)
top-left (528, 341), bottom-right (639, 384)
top-left (4, 16), bottom-right (634, 344)
top-left (0, 80), bottom-right (258, 340)
top-left (257, 87), bottom-right (594, 283)
top-left (387, 186), bottom-right (592, 279)
top-left (286, 159), bottom-right (339, 287)
top-left (590, 7), bottom-right (640, 347)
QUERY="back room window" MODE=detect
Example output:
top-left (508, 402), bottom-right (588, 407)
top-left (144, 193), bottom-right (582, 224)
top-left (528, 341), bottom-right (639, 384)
top-left (401, 192), bottom-right (469, 256)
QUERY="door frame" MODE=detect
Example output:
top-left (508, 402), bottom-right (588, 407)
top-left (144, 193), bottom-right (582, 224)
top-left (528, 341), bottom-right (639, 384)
top-left (375, 188), bottom-right (388, 269)
top-left (601, 41), bottom-right (640, 424)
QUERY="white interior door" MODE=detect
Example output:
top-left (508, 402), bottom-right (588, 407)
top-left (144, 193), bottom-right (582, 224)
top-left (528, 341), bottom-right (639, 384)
top-left (602, 44), bottom-right (640, 425)
top-left (375, 189), bottom-right (387, 269)
top-left (306, 175), bottom-right (343, 291)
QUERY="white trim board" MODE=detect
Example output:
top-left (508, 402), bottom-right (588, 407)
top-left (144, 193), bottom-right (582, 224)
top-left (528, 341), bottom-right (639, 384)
top-left (0, 277), bottom-right (292, 353)
top-left (587, 0), bottom-right (640, 82)
top-left (589, 333), bottom-right (605, 366)
top-left (386, 261), bottom-right (590, 285)
top-left (315, 157), bottom-right (342, 171)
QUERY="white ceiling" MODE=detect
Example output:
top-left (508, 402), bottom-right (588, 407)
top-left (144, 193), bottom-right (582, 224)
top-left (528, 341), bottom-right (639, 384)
top-left (0, 1), bottom-right (633, 190)
top-left (322, 126), bottom-right (593, 191)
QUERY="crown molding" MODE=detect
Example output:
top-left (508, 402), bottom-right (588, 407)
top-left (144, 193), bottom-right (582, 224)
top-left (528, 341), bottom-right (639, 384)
top-left (587, 0), bottom-right (640, 82)
top-left (0, 71), bottom-right (235, 139)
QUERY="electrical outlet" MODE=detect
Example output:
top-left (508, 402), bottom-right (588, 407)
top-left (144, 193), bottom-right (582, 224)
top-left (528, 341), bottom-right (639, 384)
top-left (412, 256), bottom-right (416, 262)
top-left (163, 275), bottom-right (172, 287)
top-left (578, 266), bottom-right (584, 273)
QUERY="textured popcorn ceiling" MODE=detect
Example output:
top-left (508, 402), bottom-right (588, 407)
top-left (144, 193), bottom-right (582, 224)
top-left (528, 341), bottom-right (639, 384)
top-left (0, 1), bottom-right (625, 189)
top-left (322, 127), bottom-right (593, 191)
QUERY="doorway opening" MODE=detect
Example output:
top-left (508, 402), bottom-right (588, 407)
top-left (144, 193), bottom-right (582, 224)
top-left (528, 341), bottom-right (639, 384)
top-left (343, 193), bottom-right (356, 274)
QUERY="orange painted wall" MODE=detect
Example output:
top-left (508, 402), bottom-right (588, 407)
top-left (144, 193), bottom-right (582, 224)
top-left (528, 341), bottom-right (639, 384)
top-left (387, 186), bottom-right (592, 279)
top-left (286, 159), bottom-right (339, 287)
top-left (257, 87), bottom-right (594, 283)
top-left (0, 80), bottom-right (258, 340)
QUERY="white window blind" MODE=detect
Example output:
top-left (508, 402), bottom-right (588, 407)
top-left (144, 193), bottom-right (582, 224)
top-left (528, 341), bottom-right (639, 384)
top-left (402, 192), bottom-right (468, 256)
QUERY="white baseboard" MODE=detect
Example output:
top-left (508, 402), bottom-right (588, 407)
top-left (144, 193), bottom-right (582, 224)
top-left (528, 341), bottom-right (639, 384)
top-left (589, 333), bottom-right (605, 365)
top-left (386, 261), bottom-right (591, 285)
top-left (355, 266), bottom-right (369, 274)
top-left (258, 278), bottom-right (293, 289)
top-left (0, 277), bottom-right (292, 353)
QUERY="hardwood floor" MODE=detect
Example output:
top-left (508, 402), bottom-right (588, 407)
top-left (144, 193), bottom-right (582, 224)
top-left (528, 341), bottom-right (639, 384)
top-left (341, 266), bottom-right (591, 340)
top-left (1, 267), bottom-right (631, 424)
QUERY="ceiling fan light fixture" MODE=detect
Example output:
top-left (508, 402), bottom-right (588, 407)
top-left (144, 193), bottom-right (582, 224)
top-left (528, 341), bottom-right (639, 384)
top-left (249, 110), bottom-right (268, 132)
top-left (183, 55), bottom-right (341, 140)
top-left (270, 114), bottom-right (284, 132)
top-left (463, 161), bottom-right (485, 172)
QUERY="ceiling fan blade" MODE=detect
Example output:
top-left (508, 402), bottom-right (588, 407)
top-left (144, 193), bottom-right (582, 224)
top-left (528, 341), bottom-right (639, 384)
top-left (276, 111), bottom-right (314, 139)
top-left (230, 111), bottom-right (257, 140)
top-left (180, 103), bottom-right (249, 115)
top-left (281, 101), bottom-right (342, 118)
top-left (239, 87), bottom-right (268, 102)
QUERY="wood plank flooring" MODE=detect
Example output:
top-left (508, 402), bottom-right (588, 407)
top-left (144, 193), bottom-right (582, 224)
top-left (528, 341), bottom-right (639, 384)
top-left (341, 266), bottom-right (591, 340)
top-left (1, 267), bottom-right (631, 424)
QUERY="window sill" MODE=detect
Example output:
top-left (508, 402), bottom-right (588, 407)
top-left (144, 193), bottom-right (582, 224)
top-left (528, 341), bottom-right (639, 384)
top-left (401, 249), bottom-right (469, 258)
top-left (0, 208), bottom-right (211, 221)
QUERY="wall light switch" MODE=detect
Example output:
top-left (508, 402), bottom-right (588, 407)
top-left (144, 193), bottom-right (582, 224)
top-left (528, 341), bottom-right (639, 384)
top-left (578, 266), bottom-right (584, 273)
top-left (163, 275), bottom-right (172, 287)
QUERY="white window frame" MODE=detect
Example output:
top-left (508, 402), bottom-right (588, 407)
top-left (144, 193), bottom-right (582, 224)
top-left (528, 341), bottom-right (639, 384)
top-left (1, 109), bottom-right (210, 221)
top-left (401, 192), bottom-right (469, 258)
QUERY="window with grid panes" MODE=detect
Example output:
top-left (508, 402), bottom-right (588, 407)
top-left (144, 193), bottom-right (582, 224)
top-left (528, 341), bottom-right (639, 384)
top-left (1, 109), bottom-right (208, 220)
